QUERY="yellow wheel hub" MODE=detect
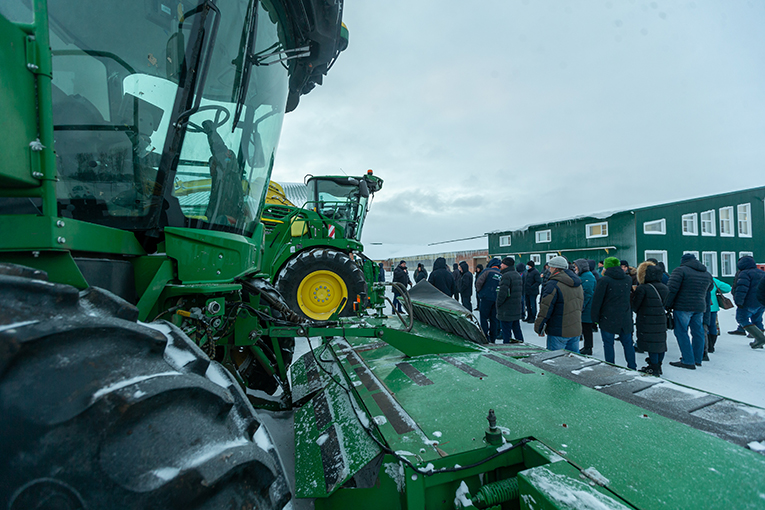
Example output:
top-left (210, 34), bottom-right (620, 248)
top-left (297, 270), bottom-right (349, 320)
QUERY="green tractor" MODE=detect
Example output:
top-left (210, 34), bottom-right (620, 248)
top-left (3, 1), bottom-right (765, 509)
top-left (261, 171), bottom-right (384, 320)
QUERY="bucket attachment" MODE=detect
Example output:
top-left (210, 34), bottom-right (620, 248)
top-left (407, 280), bottom-right (487, 345)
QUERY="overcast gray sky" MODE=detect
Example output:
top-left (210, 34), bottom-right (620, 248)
top-left (272, 1), bottom-right (765, 254)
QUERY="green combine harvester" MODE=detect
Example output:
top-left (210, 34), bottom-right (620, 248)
top-left (261, 171), bottom-right (384, 320)
top-left (2, 1), bottom-right (765, 509)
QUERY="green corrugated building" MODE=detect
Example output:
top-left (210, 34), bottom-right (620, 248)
top-left (488, 186), bottom-right (765, 283)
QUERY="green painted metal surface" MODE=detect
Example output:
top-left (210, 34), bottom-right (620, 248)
top-left (165, 227), bottom-right (260, 284)
top-left (333, 334), bottom-right (765, 509)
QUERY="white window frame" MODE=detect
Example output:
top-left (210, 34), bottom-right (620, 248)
top-left (546, 253), bottom-right (558, 263)
top-left (740, 251), bottom-right (754, 259)
top-left (702, 251), bottom-right (718, 277)
top-left (530, 254), bottom-right (542, 265)
top-left (721, 251), bottom-right (736, 277)
top-left (644, 250), bottom-right (667, 269)
top-left (585, 221), bottom-right (608, 239)
top-left (700, 210), bottom-right (715, 236)
top-left (719, 206), bottom-right (734, 237)
top-left (536, 229), bottom-right (552, 243)
top-left (681, 213), bottom-right (698, 236)
top-left (643, 219), bottom-right (666, 235)
top-left (499, 235), bottom-right (511, 247)
top-left (738, 203), bottom-right (752, 238)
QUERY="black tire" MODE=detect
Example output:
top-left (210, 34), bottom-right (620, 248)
top-left (275, 248), bottom-right (366, 320)
top-left (0, 264), bottom-right (290, 510)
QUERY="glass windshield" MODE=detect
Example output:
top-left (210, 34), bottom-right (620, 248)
top-left (310, 178), bottom-right (366, 241)
top-left (49, 0), bottom-right (289, 236)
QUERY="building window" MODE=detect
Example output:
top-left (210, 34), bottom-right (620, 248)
top-left (700, 210), bottom-right (715, 236)
top-left (683, 250), bottom-right (700, 259)
top-left (644, 250), bottom-right (667, 268)
top-left (586, 222), bottom-right (608, 239)
top-left (536, 230), bottom-right (551, 243)
top-left (681, 213), bottom-right (698, 236)
top-left (738, 203), bottom-right (752, 237)
top-left (499, 235), bottom-right (511, 247)
top-left (530, 254), bottom-right (541, 265)
top-left (643, 219), bottom-right (666, 235)
top-left (721, 252), bottom-right (736, 277)
top-left (740, 251), bottom-right (754, 259)
top-left (702, 252), bottom-right (718, 277)
top-left (719, 207), bottom-right (733, 237)
top-left (546, 253), bottom-right (558, 263)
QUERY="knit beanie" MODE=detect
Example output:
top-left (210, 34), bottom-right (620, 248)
top-left (604, 257), bottom-right (620, 269)
top-left (681, 253), bottom-right (696, 263)
top-left (501, 257), bottom-right (515, 267)
top-left (547, 255), bottom-right (569, 269)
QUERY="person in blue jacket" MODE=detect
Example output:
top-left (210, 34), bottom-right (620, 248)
top-left (475, 258), bottom-right (502, 342)
top-left (707, 276), bottom-right (731, 354)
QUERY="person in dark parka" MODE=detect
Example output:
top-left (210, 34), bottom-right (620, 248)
top-left (428, 257), bottom-right (456, 298)
top-left (524, 261), bottom-right (542, 323)
top-left (730, 256), bottom-right (765, 345)
top-left (664, 253), bottom-right (713, 368)
top-left (475, 264), bottom-right (484, 310)
top-left (378, 262), bottom-right (385, 283)
top-left (591, 257), bottom-right (636, 369)
top-left (574, 259), bottom-right (596, 355)
top-left (452, 263), bottom-right (461, 299)
top-left (496, 257), bottom-right (524, 343)
top-left (476, 258), bottom-right (502, 342)
top-left (414, 263), bottom-right (428, 283)
top-left (588, 259), bottom-right (600, 282)
top-left (457, 260), bottom-right (474, 311)
top-left (758, 276), bottom-right (765, 307)
top-left (631, 261), bottom-right (669, 375)
top-left (517, 262), bottom-right (527, 320)
top-left (392, 260), bottom-right (412, 313)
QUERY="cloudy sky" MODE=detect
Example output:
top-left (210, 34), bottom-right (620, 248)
top-left (272, 1), bottom-right (765, 257)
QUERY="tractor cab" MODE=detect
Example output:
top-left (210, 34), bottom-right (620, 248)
top-left (306, 171), bottom-right (382, 241)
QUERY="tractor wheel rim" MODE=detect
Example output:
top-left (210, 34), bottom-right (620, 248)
top-left (296, 270), bottom-right (349, 320)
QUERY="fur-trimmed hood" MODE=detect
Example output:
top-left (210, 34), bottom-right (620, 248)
top-left (637, 261), bottom-right (663, 284)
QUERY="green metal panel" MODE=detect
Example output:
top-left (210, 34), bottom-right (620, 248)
top-left (0, 215), bottom-right (146, 256)
top-left (0, 15), bottom-right (39, 187)
top-left (490, 211), bottom-right (636, 266)
top-left (164, 227), bottom-right (260, 284)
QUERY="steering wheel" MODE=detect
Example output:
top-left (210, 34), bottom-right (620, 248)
top-left (186, 105), bottom-right (231, 133)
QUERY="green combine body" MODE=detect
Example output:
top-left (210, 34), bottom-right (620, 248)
top-left (261, 172), bottom-right (384, 320)
top-left (1, 1), bottom-right (765, 509)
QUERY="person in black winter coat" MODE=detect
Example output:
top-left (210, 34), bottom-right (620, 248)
top-left (632, 262), bottom-right (669, 375)
top-left (414, 263), bottom-right (428, 283)
top-left (588, 259), bottom-right (600, 281)
top-left (457, 261), bottom-right (474, 311)
top-left (591, 257), bottom-right (636, 369)
top-left (524, 261), bottom-right (542, 323)
top-left (476, 258), bottom-right (502, 342)
top-left (664, 253), bottom-right (713, 369)
top-left (496, 257), bottom-right (524, 343)
top-left (378, 262), bottom-right (385, 283)
top-left (475, 264), bottom-right (484, 310)
top-left (517, 262), bottom-right (526, 320)
top-left (452, 263), bottom-right (461, 299)
top-left (729, 256), bottom-right (765, 342)
top-left (428, 257), bottom-right (456, 298)
top-left (392, 260), bottom-right (412, 313)
top-left (758, 277), bottom-right (765, 307)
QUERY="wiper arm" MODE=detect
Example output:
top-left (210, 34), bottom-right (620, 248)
top-left (232, 0), bottom-right (259, 130)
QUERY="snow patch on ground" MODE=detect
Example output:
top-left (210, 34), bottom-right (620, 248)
top-left (571, 366), bottom-right (594, 375)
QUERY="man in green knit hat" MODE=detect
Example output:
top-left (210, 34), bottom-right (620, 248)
top-left (591, 256), bottom-right (636, 369)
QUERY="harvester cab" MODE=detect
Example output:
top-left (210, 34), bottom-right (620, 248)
top-left (261, 171), bottom-right (384, 320)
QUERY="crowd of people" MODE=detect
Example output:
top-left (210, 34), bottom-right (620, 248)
top-left (387, 253), bottom-right (765, 374)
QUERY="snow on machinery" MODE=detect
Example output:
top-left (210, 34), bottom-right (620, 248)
top-left (2, 1), bottom-right (765, 510)
top-left (261, 171), bottom-right (385, 320)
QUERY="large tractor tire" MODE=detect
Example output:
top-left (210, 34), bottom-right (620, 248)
top-left (275, 248), bottom-right (366, 320)
top-left (0, 264), bottom-right (291, 510)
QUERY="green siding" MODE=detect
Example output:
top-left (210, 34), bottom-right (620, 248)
top-left (489, 186), bottom-right (765, 282)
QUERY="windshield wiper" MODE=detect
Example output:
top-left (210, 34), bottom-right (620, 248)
top-left (232, 0), bottom-right (259, 130)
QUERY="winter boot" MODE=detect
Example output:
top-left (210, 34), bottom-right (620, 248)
top-left (729, 328), bottom-right (747, 336)
top-left (746, 325), bottom-right (765, 349)
top-left (639, 363), bottom-right (661, 376)
top-left (708, 334), bottom-right (718, 353)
